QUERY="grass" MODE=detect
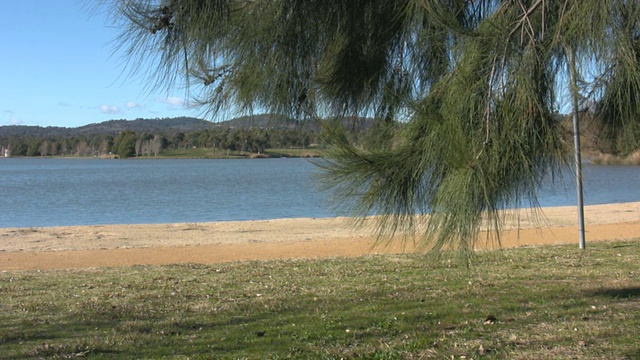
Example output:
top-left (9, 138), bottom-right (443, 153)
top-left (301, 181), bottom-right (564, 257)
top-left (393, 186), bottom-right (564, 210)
top-left (1, 240), bottom-right (639, 359)
top-left (264, 148), bottom-right (326, 158)
top-left (153, 147), bottom-right (326, 159)
top-left (157, 148), bottom-right (248, 159)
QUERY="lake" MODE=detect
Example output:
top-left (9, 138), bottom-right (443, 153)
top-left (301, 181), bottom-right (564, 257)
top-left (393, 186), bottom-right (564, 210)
top-left (1, 158), bottom-right (639, 228)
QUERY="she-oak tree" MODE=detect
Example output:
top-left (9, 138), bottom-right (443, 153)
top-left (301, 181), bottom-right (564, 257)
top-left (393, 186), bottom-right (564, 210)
top-left (105, 0), bottom-right (640, 255)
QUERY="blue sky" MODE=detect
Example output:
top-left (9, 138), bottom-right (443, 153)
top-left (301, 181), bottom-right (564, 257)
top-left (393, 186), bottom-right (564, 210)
top-left (1, 1), bottom-right (202, 128)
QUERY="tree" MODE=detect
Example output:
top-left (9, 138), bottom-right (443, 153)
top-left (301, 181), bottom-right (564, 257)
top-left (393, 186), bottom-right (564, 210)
top-left (247, 128), bottom-right (269, 154)
top-left (99, 135), bottom-right (114, 156)
top-left (75, 141), bottom-right (94, 157)
top-left (113, 131), bottom-right (137, 158)
top-left (39, 140), bottom-right (50, 157)
top-left (107, 1), bottom-right (640, 254)
top-left (150, 134), bottom-right (164, 156)
top-left (26, 139), bottom-right (43, 157)
top-left (10, 139), bottom-right (28, 156)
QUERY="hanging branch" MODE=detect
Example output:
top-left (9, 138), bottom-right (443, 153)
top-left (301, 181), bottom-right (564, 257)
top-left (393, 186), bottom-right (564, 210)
top-left (508, 0), bottom-right (545, 44)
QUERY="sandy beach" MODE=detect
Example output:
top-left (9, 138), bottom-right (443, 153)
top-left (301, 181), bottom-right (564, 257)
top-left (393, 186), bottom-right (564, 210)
top-left (0, 202), bottom-right (638, 271)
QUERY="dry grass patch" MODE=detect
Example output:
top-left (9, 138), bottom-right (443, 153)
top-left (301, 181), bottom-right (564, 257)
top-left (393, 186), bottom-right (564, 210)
top-left (589, 150), bottom-right (640, 165)
top-left (0, 240), bottom-right (639, 359)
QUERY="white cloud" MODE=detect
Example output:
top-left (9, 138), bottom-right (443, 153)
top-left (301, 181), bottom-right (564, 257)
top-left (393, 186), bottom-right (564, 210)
top-left (58, 102), bottom-right (72, 107)
top-left (126, 101), bottom-right (145, 109)
top-left (99, 104), bottom-right (120, 114)
top-left (162, 96), bottom-right (186, 107)
top-left (1, 110), bottom-right (21, 125)
top-left (6, 118), bottom-right (22, 125)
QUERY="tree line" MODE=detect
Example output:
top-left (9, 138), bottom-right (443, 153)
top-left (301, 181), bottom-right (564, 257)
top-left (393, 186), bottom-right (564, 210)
top-left (0, 126), bottom-right (326, 158)
top-left (1, 112), bottom-right (628, 159)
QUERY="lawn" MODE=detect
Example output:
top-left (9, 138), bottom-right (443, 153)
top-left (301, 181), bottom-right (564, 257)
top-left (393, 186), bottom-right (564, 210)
top-left (264, 148), bottom-right (326, 158)
top-left (158, 148), bottom-right (247, 159)
top-left (151, 147), bottom-right (325, 159)
top-left (0, 240), bottom-right (638, 359)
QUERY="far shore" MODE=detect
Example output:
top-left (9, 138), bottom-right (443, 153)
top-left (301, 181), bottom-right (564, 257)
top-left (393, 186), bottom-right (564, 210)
top-left (0, 202), bottom-right (638, 271)
top-left (1, 147), bottom-right (325, 160)
top-left (5, 148), bottom-right (640, 163)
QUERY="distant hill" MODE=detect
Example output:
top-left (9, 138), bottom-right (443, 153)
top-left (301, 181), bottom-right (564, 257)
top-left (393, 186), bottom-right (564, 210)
top-left (74, 117), bottom-right (215, 135)
top-left (0, 115), bottom-right (307, 138)
top-left (218, 114), bottom-right (373, 130)
top-left (214, 114), bottom-right (301, 129)
top-left (0, 117), bottom-right (212, 137)
top-left (0, 125), bottom-right (73, 138)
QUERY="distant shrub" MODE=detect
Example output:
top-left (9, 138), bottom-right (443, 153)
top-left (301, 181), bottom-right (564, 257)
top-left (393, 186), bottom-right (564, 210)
top-left (590, 150), bottom-right (640, 165)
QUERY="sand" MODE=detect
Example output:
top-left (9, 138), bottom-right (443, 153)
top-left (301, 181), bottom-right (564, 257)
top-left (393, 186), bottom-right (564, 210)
top-left (0, 202), bottom-right (638, 271)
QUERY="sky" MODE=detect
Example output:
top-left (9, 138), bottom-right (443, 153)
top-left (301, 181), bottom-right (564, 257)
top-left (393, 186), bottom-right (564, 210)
top-left (1, 1), bottom-right (202, 128)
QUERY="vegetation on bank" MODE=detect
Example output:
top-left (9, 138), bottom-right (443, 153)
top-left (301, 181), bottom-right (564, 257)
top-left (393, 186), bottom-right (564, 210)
top-left (157, 147), bottom-right (325, 159)
top-left (1, 240), bottom-right (639, 359)
top-left (589, 150), bottom-right (640, 166)
top-left (0, 116), bottom-right (371, 159)
top-left (0, 126), bottom-right (323, 159)
top-left (1, 115), bottom-right (638, 161)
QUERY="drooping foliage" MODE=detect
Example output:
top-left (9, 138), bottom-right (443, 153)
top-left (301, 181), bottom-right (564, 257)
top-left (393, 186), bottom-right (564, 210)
top-left (105, 0), bottom-right (640, 253)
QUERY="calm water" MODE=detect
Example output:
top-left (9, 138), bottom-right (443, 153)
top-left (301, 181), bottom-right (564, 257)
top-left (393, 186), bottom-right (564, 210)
top-left (1, 158), bottom-right (330, 228)
top-left (1, 158), bottom-right (639, 228)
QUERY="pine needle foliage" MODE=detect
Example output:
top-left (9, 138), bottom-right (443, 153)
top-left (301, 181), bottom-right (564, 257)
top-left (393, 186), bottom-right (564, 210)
top-left (106, 0), bottom-right (640, 254)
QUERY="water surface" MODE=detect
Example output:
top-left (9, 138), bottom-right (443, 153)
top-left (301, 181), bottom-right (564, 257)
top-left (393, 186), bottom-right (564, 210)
top-left (1, 158), bottom-right (638, 228)
top-left (2, 158), bottom-right (329, 227)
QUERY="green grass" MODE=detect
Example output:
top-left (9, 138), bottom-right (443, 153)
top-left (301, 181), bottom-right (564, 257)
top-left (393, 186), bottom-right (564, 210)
top-left (265, 148), bottom-right (326, 158)
top-left (153, 147), bottom-right (325, 159)
top-left (1, 240), bottom-right (639, 359)
top-left (158, 148), bottom-right (248, 159)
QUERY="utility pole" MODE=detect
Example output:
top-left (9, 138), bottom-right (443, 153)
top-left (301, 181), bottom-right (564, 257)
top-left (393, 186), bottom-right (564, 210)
top-left (567, 47), bottom-right (586, 249)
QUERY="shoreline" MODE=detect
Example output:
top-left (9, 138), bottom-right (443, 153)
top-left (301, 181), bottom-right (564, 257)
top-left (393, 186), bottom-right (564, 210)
top-left (1, 149), bottom-right (324, 161)
top-left (1, 202), bottom-right (638, 271)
